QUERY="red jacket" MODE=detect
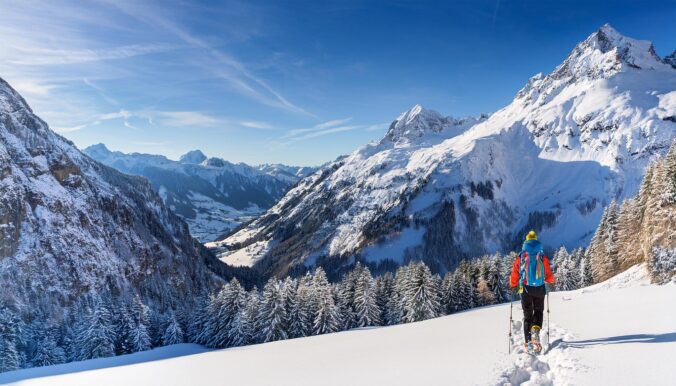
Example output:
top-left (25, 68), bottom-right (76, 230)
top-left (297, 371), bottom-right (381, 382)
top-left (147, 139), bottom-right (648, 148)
top-left (509, 254), bottom-right (555, 288)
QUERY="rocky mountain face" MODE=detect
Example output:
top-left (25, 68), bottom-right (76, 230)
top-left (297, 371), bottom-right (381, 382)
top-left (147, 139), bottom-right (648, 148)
top-left (214, 25), bottom-right (676, 280)
top-left (0, 77), bottom-right (240, 335)
top-left (84, 144), bottom-right (315, 242)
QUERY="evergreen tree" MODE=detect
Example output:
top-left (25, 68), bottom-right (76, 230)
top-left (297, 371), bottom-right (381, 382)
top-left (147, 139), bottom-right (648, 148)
top-left (0, 306), bottom-right (21, 372)
top-left (580, 249), bottom-right (594, 288)
top-left (208, 279), bottom-right (246, 348)
top-left (312, 268), bottom-right (341, 335)
top-left (162, 313), bottom-right (185, 346)
top-left (374, 273), bottom-right (394, 323)
top-left (30, 329), bottom-right (65, 368)
top-left (440, 272), bottom-right (454, 315)
top-left (130, 320), bottom-right (152, 353)
top-left (384, 290), bottom-right (403, 325)
top-left (245, 290), bottom-right (262, 344)
top-left (403, 263), bottom-right (440, 322)
top-left (113, 305), bottom-right (136, 355)
top-left (487, 254), bottom-right (505, 303)
top-left (289, 276), bottom-right (313, 338)
top-left (258, 279), bottom-right (289, 342)
top-left (75, 297), bottom-right (115, 361)
top-left (450, 271), bottom-right (466, 312)
top-left (589, 200), bottom-right (620, 282)
top-left (353, 266), bottom-right (381, 327)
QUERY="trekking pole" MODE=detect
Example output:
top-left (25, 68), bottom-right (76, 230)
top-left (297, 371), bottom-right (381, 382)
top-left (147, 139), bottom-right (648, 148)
top-left (508, 292), bottom-right (514, 354)
top-left (546, 286), bottom-right (551, 350)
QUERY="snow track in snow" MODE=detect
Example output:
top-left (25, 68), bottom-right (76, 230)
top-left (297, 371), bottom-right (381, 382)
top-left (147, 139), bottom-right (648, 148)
top-left (497, 304), bottom-right (583, 386)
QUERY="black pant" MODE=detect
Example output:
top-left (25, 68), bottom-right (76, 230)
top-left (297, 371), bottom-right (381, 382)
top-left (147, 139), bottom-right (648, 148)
top-left (521, 285), bottom-right (546, 342)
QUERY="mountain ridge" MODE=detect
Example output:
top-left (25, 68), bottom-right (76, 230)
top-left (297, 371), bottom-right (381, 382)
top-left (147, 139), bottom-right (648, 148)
top-left (0, 75), bottom-right (246, 338)
top-left (213, 25), bottom-right (676, 279)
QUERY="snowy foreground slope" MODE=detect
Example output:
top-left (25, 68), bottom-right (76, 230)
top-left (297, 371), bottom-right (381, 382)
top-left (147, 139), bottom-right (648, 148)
top-left (3, 265), bottom-right (674, 386)
top-left (217, 24), bottom-right (676, 277)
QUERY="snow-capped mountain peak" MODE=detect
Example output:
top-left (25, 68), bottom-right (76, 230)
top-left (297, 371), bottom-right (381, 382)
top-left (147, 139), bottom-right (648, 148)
top-left (384, 104), bottom-right (448, 142)
top-left (179, 149), bottom-right (207, 164)
top-left (383, 104), bottom-right (483, 144)
top-left (553, 23), bottom-right (667, 80)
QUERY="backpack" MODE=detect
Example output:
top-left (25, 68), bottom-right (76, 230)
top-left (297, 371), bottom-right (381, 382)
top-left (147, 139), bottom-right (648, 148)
top-left (519, 240), bottom-right (546, 288)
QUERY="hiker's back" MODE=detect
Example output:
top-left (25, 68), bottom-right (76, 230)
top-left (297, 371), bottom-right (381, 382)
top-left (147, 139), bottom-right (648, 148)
top-left (520, 239), bottom-right (545, 287)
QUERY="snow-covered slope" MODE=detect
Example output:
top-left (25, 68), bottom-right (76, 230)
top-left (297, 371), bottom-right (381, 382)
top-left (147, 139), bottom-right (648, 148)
top-left (84, 144), bottom-right (315, 242)
top-left (0, 76), bottom-right (229, 340)
top-left (216, 24), bottom-right (676, 276)
top-left (4, 264), bottom-right (673, 386)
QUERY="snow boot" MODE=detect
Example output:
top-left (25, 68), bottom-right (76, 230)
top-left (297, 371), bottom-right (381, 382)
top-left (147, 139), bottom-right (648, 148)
top-left (530, 325), bottom-right (542, 354)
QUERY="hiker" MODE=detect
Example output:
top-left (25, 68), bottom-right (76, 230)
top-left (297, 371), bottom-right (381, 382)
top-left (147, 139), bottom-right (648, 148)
top-left (509, 230), bottom-right (555, 353)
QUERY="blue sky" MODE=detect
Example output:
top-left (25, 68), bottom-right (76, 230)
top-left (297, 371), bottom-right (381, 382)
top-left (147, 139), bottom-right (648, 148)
top-left (1, 0), bottom-right (674, 166)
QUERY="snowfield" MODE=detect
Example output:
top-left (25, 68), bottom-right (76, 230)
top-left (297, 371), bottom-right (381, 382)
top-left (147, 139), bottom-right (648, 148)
top-left (2, 265), bottom-right (674, 386)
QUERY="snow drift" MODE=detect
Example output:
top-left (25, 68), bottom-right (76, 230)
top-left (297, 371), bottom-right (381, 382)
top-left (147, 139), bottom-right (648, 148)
top-left (2, 264), bottom-right (673, 386)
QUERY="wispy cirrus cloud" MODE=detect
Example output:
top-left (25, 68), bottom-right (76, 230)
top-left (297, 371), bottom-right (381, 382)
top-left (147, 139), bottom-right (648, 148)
top-left (274, 118), bottom-right (385, 146)
top-left (238, 120), bottom-right (276, 130)
top-left (156, 111), bottom-right (222, 127)
top-left (6, 43), bottom-right (176, 66)
top-left (100, 0), bottom-right (315, 118)
top-left (11, 79), bottom-right (56, 96)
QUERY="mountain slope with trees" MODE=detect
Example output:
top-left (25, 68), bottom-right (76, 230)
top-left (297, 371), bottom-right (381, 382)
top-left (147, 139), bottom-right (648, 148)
top-left (0, 77), bottom-right (249, 373)
top-left (215, 25), bottom-right (676, 279)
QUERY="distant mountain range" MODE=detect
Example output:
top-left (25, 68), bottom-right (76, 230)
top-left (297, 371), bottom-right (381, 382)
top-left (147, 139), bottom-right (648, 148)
top-left (84, 144), bottom-right (316, 242)
top-left (213, 24), bottom-right (676, 279)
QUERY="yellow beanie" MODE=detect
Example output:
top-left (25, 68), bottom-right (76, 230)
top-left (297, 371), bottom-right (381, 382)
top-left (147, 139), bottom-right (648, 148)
top-left (526, 230), bottom-right (537, 241)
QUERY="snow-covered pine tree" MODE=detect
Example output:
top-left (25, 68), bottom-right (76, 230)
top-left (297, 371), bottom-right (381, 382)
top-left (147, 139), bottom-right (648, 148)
top-left (393, 264), bottom-right (412, 321)
top-left (29, 328), bottom-right (65, 368)
top-left (644, 143), bottom-right (676, 283)
top-left (554, 247), bottom-right (571, 291)
top-left (603, 200), bottom-right (621, 275)
top-left (487, 254), bottom-right (505, 303)
top-left (461, 272), bottom-right (476, 310)
top-left (557, 249), bottom-right (580, 291)
top-left (162, 313), bottom-right (185, 346)
top-left (450, 270), bottom-right (465, 312)
top-left (384, 289), bottom-right (403, 325)
top-left (0, 306), bottom-right (21, 372)
top-left (403, 263), bottom-right (440, 322)
top-left (208, 278), bottom-right (246, 348)
top-left (289, 275), bottom-right (313, 338)
top-left (580, 249), bottom-right (594, 288)
top-left (282, 276), bottom-right (297, 334)
top-left (589, 200), bottom-right (620, 282)
top-left (312, 268), bottom-right (341, 335)
top-left (258, 279), bottom-right (289, 342)
top-left (649, 247), bottom-right (676, 284)
top-left (130, 318), bottom-right (152, 353)
top-left (113, 305), bottom-right (136, 355)
top-left (353, 266), bottom-right (381, 327)
top-left (245, 290), bottom-right (262, 344)
top-left (336, 264), bottom-right (360, 330)
top-left (75, 297), bottom-right (115, 361)
top-left (187, 293), bottom-right (210, 344)
top-left (440, 272), bottom-right (454, 315)
top-left (374, 272), bottom-right (394, 323)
